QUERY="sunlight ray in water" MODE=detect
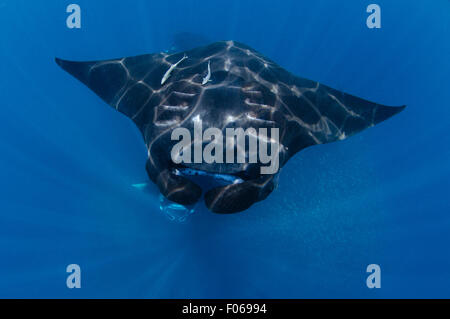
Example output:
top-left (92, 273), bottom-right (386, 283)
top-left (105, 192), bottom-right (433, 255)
top-left (0, 0), bottom-right (449, 299)
top-left (159, 194), bottom-right (196, 223)
top-left (133, 182), bottom-right (196, 222)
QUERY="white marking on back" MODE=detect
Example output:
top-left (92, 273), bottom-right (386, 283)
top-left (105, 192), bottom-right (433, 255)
top-left (173, 91), bottom-right (196, 98)
top-left (224, 58), bottom-right (232, 71)
top-left (155, 119), bottom-right (179, 127)
top-left (161, 105), bottom-right (189, 111)
top-left (246, 113), bottom-right (276, 125)
top-left (244, 98), bottom-right (275, 109)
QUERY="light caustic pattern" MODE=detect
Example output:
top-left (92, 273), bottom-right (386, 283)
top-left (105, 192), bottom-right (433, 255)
top-left (78, 40), bottom-right (401, 157)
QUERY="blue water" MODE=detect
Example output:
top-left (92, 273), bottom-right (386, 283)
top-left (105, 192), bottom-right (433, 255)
top-left (0, 0), bottom-right (449, 298)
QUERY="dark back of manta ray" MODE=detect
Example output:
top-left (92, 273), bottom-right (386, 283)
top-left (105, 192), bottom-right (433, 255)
top-left (55, 41), bottom-right (406, 214)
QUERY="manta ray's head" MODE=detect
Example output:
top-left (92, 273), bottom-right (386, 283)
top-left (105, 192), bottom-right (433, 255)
top-left (56, 41), bottom-right (405, 214)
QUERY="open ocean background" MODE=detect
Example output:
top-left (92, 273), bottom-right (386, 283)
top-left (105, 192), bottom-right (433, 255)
top-left (0, 0), bottom-right (449, 298)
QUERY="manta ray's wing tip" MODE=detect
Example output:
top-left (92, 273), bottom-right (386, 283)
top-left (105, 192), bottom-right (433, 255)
top-left (54, 57), bottom-right (93, 86)
top-left (55, 57), bottom-right (70, 68)
top-left (390, 104), bottom-right (407, 116)
top-left (376, 104), bottom-right (406, 124)
top-left (54, 57), bottom-right (72, 71)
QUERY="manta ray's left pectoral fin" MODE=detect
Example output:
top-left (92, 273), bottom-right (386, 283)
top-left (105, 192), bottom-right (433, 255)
top-left (204, 174), bottom-right (278, 214)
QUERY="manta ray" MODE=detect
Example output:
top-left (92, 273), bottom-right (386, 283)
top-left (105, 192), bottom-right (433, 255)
top-left (56, 41), bottom-right (405, 214)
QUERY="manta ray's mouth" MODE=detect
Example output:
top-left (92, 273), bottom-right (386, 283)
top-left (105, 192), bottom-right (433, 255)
top-left (172, 166), bottom-right (244, 190)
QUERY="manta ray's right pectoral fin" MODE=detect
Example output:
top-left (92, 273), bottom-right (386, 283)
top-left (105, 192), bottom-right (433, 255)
top-left (204, 174), bottom-right (277, 214)
top-left (56, 54), bottom-right (165, 124)
top-left (146, 161), bottom-right (202, 206)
